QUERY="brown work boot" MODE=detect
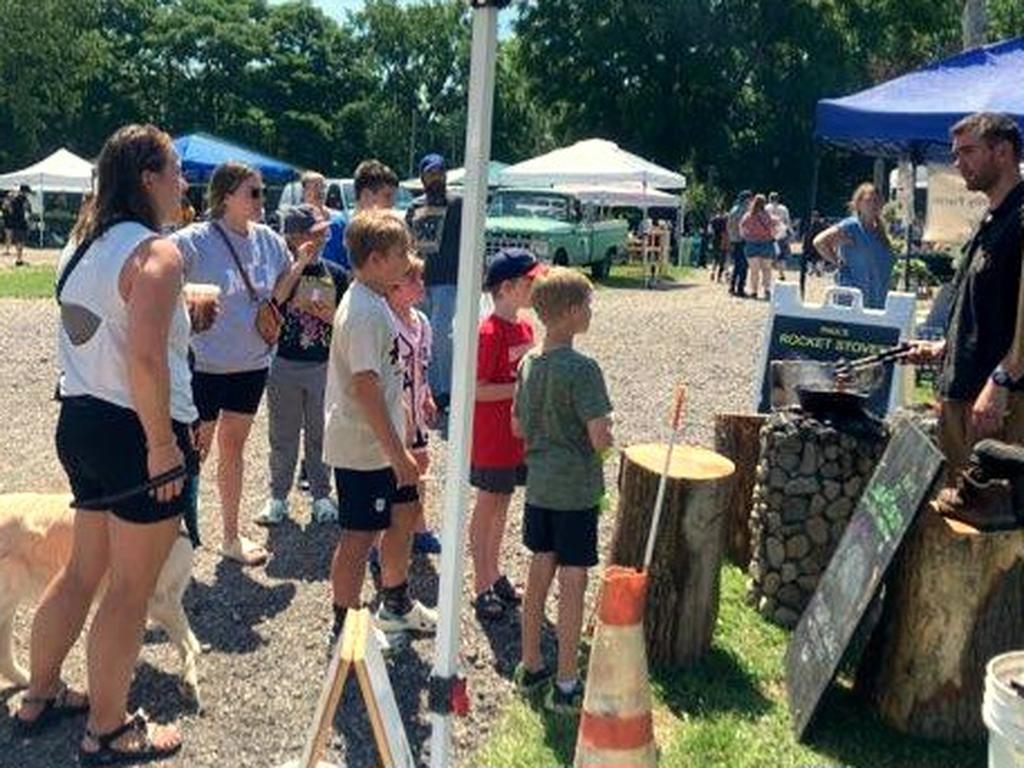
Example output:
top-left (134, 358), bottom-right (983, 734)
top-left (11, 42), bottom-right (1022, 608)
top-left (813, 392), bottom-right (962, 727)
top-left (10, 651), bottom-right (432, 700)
top-left (936, 469), bottom-right (1021, 532)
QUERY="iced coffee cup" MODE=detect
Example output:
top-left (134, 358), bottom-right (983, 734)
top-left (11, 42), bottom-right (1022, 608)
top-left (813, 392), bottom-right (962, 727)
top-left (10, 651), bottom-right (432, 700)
top-left (184, 283), bottom-right (221, 332)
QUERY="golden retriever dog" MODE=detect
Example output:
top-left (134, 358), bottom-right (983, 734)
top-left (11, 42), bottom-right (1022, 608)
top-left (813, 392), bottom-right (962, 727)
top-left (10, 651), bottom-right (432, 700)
top-left (0, 492), bottom-right (201, 706)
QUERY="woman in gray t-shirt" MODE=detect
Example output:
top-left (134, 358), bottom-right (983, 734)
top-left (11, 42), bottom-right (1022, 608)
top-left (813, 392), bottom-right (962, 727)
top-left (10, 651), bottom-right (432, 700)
top-left (172, 162), bottom-right (302, 566)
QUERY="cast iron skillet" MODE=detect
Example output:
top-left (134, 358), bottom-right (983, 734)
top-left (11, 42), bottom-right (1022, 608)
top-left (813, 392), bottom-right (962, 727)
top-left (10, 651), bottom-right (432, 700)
top-left (796, 386), bottom-right (870, 418)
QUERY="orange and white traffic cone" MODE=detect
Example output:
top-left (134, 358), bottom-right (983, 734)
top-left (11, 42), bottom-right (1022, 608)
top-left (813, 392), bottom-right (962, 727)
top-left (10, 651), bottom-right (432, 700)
top-left (574, 565), bottom-right (657, 767)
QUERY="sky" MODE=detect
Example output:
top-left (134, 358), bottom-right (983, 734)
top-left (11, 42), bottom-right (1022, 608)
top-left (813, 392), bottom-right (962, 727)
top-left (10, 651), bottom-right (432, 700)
top-left (272, 0), bottom-right (515, 35)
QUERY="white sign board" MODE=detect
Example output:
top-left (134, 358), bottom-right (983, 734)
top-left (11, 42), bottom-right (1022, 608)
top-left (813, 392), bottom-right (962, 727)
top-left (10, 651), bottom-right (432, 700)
top-left (754, 283), bottom-right (916, 416)
top-left (923, 163), bottom-right (987, 245)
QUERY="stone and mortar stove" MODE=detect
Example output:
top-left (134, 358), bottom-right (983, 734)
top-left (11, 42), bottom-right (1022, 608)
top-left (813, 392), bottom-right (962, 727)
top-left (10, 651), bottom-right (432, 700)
top-left (747, 406), bottom-right (889, 628)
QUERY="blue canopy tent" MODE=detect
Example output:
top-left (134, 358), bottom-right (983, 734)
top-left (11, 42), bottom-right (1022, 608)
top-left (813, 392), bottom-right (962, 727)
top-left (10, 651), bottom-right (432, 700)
top-left (813, 37), bottom-right (1024, 289)
top-left (815, 37), bottom-right (1024, 160)
top-left (173, 132), bottom-right (298, 185)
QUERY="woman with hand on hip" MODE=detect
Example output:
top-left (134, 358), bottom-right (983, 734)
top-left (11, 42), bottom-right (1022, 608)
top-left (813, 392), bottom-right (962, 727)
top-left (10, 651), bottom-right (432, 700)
top-left (171, 162), bottom-right (294, 566)
top-left (740, 193), bottom-right (776, 300)
top-left (813, 182), bottom-right (894, 310)
top-left (16, 124), bottom-right (195, 764)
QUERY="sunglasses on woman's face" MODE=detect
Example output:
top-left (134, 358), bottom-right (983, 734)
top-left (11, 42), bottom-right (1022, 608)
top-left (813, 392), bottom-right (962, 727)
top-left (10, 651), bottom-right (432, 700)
top-left (248, 187), bottom-right (264, 200)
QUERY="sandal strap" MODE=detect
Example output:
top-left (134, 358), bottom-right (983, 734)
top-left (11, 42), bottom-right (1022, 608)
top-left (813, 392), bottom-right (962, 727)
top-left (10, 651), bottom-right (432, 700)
top-left (22, 680), bottom-right (68, 705)
top-left (88, 712), bottom-right (148, 749)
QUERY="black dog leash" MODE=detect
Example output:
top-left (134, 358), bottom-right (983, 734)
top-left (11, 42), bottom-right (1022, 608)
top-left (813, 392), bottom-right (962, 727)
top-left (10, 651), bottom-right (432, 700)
top-left (73, 465), bottom-right (188, 511)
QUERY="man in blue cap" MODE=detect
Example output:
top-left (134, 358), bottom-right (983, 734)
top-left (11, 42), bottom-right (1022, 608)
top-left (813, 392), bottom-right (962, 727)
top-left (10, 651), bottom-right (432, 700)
top-left (406, 153), bottom-right (464, 421)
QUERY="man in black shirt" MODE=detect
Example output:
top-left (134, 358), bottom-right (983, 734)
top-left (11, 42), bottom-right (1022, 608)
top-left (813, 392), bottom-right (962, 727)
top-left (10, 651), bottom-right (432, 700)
top-left (910, 113), bottom-right (1024, 480)
top-left (405, 153), bottom-right (463, 414)
top-left (8, 184), bottom-right (32, 266)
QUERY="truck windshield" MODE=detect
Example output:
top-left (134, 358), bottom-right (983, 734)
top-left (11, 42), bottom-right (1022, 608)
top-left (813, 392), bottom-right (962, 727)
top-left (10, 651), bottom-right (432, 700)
top-left (488, 192), bottom-right (570, 221)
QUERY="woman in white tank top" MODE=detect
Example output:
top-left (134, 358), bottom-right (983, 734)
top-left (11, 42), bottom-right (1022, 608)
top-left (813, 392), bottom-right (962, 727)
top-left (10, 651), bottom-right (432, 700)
top-left (15, 124), bottom-right (193, 764)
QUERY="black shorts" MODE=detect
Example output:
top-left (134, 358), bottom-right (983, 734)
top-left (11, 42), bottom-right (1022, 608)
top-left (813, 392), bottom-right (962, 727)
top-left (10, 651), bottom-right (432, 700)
top-left (10, 227), bottom-right (27, 245)
top-left (334, 468), bottom-right (418, 531)
top-left (56, 396), bottom-right (199, 524)
top-left (192, 369), bottom-right (268, 421)
top-left (523, 503), bottom-right (599, 567)
top-left (470, 464), bottom-right (527, 495)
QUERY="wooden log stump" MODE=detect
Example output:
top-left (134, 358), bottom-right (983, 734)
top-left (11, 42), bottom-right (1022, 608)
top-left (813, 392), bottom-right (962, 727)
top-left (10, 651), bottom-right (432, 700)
top-left (860, 506), bottom-right (1024, 740)
top-left (713, 413), bottom-right (767, 568)
top-left (609, 443), bottom-right (735, 667)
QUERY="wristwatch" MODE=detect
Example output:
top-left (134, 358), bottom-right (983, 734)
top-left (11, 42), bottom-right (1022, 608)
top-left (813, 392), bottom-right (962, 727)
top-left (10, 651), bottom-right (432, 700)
top-left (991, 367), bottom-right (1017, 388)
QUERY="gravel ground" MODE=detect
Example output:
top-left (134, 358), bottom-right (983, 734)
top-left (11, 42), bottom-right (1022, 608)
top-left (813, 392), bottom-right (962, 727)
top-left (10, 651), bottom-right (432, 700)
top-left (0, 268), bottom-right (817, 767)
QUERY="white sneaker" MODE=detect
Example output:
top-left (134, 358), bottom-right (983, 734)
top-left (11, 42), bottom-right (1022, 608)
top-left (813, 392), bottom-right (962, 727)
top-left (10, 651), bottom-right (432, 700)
top-left (375, 600), bottom-right (438, 634)
top-left (311, 496), bottom-right (339, 524)
top-left (255, 498), bottom-right (288, 526)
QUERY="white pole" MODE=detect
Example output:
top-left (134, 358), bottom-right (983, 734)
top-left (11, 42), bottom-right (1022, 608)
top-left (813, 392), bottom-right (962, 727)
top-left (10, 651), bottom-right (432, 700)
top-left (429, 4), bottom-right (499, 767)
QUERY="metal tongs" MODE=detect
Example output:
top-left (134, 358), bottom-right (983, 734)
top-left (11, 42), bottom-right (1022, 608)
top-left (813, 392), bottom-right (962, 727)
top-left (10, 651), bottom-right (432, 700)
top-left (833, 342), bottom-right (915, 384)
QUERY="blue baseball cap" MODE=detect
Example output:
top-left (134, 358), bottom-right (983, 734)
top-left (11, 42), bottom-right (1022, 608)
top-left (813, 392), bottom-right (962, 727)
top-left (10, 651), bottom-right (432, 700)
top-left (419, 153), bottom-right (446, 176)
top-left (485, 248), bottom-right (547, 289)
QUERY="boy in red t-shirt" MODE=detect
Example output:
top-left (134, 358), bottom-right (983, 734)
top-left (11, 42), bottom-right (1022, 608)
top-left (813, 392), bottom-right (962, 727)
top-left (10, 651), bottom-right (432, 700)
top-left (470, 248), bottom-right (545, 622)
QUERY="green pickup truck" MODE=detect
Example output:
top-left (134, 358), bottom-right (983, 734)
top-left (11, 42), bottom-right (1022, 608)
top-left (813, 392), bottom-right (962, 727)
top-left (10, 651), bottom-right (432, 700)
top-left (484, 188), bottom-right (629, 279)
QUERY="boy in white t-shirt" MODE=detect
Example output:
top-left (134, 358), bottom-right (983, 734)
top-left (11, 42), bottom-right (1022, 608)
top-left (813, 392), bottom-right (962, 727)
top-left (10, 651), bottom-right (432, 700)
top-left (323, 210), bottom-right (437, 643)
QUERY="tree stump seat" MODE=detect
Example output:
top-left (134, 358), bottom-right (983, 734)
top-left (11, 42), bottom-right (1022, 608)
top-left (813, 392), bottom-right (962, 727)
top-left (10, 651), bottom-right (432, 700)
top-left (609, 443), bottom-right (735, 667)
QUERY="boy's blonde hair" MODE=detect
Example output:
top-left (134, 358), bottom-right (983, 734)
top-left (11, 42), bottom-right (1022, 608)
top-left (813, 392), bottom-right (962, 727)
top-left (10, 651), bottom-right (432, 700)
top-left (530, 266), bottom-right (592, 325)
top-left (344, 209), bottom-right (411, 269)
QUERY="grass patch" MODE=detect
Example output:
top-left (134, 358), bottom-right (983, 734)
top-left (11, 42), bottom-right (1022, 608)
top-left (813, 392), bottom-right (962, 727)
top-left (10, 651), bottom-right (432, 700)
top-left (0, 264), bottom-right (55, 298)
top-left (472, 565), bottom-right (984, 768)
top-left (912, 380), bottom-right (937, 407)
top-left (597, 263), bottom-right (692, 290)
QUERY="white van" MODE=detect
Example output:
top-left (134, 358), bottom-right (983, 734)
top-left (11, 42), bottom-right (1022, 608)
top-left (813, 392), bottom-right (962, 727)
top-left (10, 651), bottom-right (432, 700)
top-left (275, 177), bottom-right (414, 221)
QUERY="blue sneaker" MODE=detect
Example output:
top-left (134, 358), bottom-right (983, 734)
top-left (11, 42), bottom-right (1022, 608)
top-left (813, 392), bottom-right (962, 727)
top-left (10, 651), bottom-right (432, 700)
top-left (412, 530), bottom-right (442, 555)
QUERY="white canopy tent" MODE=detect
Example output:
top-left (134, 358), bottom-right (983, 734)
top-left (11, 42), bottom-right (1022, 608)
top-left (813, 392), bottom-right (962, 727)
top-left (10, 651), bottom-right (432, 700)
top-left (0, 148), bottom-right (94, 246)
top-left (499, 138), bottom-right (686, 189)
top-left (553, 181), bottom-right (681, 209)
top-left (0, 148), bottom-right (93, 193)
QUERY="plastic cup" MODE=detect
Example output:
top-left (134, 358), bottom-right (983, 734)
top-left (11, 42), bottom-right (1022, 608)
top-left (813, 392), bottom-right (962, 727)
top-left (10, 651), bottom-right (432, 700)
top-left (183, 283), bottom-right (221, 330)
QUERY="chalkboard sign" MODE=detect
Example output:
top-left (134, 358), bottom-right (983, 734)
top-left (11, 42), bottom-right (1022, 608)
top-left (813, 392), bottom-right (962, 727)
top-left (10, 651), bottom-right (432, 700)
top-left (784, 419), bottom-right (944, 740)
top-left (757, 314), bottom-right (902, 417)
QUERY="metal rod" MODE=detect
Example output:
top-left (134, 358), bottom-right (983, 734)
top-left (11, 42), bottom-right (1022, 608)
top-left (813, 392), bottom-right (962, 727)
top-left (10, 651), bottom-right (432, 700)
top-left (834, 342), bottom-right (914, 374)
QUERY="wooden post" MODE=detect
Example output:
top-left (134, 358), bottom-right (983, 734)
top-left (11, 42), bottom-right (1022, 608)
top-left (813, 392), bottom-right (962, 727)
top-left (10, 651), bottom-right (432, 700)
top-left (713, 413), bottom-right (766, 568)
top-left (609, 443), bottom-right (735, 667)
top-left (860, 507), bottom-right (1024, 740)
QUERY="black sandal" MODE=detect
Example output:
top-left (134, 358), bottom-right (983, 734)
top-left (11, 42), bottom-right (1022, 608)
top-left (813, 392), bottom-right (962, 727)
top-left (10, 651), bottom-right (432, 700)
top-left (12, 682), bottom-right (89, 736)
top-left (474, 588), bottom-right (506, 622)
top-left (78, 712), bottom-right (182, 766)
top-left (493, 575), bottom-right (522, 607)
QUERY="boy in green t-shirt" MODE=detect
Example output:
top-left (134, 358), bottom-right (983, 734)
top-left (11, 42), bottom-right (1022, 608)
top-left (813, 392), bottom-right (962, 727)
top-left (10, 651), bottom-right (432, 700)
top-left (512, 267), bottom-right (613, 713)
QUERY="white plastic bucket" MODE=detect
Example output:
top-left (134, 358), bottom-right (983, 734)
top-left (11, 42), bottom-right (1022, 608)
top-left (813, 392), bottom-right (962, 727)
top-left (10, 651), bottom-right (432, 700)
top-left (983, 652), bottom-right (1024, 767)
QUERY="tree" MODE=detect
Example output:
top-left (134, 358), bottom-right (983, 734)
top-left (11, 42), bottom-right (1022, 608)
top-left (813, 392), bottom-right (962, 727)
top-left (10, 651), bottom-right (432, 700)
top-left (511, 0), bottom-right (965, 215)
top-left (0, 0), bottom-right (105, 167)
top-left (348, 0), bottom-right (470, 176)
top-left (989, 0), bottom-right (1024, 38)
